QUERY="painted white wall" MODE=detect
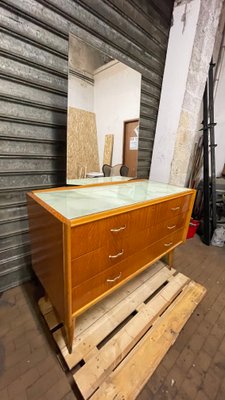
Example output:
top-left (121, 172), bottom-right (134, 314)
top-left (93, 61), bottom-right (141, 166)
top-left (68, 75), bottom-right (94, 112)
top-left (214, 38), bottom-right (225, 176)
top-left (150, 0), bottom-right (201, 183)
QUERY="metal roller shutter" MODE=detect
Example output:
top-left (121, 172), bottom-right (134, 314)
top-left (0, 0), bottom-right (174, 291)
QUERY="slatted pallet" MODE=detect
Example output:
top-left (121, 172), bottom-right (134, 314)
top-left (38, 261), bottom-right (206, 400)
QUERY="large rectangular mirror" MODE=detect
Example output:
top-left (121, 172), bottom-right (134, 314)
top-left (66, 33), bottom-right (141, 183)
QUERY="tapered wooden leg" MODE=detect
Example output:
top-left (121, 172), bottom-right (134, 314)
top-left (66, 318), bottom-right (75, 354)
top-left (162, 250), bottom-right (174, 270)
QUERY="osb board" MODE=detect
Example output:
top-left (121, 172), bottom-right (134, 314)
top-left (38, 261), bottom-right (206, 400)
top-left (103, 134), bottom-right (114, 165)
top-left (67, 106), bottom-right (100, 179)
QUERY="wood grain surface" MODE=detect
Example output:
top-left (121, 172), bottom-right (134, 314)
top-left (103, 134), bottom-right (114, 165)
top-left (38, 261), bottom-right (206, 400)
top-left (67, 106), bottom-right (100, 179)
top-left (27, 195), bottom-right (65, 322)
top-left (28, 182), bottom-right (196, 353)
top-left (71, 228), bottom-right (184, 314)
top-left (71, 212), bottom-right (188, 287)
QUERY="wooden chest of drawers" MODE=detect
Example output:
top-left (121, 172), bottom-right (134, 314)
top-left (27, 180), bottom-right (195, 352)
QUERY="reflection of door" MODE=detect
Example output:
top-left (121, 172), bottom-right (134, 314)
top-left (123, 119), bottom-right (139, 177)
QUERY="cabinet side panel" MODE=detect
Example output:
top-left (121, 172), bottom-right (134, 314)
top-left (181, 191), bottom-right (197, 241)
top-left (27, 195), bottom-right (65, 321)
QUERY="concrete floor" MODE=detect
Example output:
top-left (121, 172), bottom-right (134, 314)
top-left (0, 235), bottom-right (225, 400)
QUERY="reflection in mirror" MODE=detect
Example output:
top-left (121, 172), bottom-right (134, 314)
top-left (67, 34), bottom-right (141, 182)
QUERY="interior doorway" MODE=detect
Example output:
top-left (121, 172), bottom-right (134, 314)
top-left (123, 119), bottom-right (139, 177)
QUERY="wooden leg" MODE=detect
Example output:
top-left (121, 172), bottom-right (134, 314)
top-left (66, 318), bottom-right (75, 354)
top-left (162, 250), bottom-right (174, 270)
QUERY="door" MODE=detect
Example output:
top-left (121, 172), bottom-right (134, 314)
top-left (123, 119), bottom-right (139, 177)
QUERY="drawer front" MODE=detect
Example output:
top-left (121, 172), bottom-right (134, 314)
top-left (72, 228), bottom-right (184, 313)
top-left (156, 194), bottom-right (191, 221)
top-left (71, 211), bottom-right (188, 287)
top-left (71, 194), bottom-right (191, 260)
top-left (71, 204), bottom-right (157, 259)
top-left (155, 211), bottom-right (188, 238)
top-left (125, 211), bottom-right (188, 254)
top-left (71, 236), bottom-right (131, 287)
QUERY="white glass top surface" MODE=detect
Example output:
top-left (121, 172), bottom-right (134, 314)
top-left (35, 180), bottom-right (191, 220)
top-left (66, 176), bottom-right (132, 185)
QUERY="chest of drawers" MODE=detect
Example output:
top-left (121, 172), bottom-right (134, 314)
top-left (27, 180), bottom-right (195, 352)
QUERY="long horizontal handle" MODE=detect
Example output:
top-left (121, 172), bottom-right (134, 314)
top-left (109, 249), bottom-right (124, 259)
top-left (110, 225), bottom-right (126, 232)
top-left (107, 272), bottom-right (122, 283)
top-left (167, 225), bottom-right (176, 230)
top-left (164, 242), bottom-right (173, 247)
top-left (171, 206), bottom-right (180, 211)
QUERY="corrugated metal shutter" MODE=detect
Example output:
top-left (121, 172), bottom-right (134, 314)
top-left (0, 0), bottom-right (174, 291)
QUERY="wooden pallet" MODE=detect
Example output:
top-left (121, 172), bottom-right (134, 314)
top-left (38, 261), bottom-right (206, 400)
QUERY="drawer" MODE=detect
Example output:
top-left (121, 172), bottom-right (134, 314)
top-left (150, 228), bottom-right (184, 259)
top-left (155, 212), bottom-right (188, 238)
top-left (70, 194), bottom-right (191, 259)
top-left (127, 211), bottom-right (188, 253)
top-left (71, 204), bottom-right (157, 259)
top-left (72, 228), bottom-right (184, 313)
top-left (71, 227), bottom-right (156, 287)
top-left (71, 212), bottom-right (189, 287)
top-left (71, 236), bottom-right (131, 287)
top-left (156, 194), bottom-right (192, 221)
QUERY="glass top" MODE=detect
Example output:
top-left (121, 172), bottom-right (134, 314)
top-left (35, 180), bottom-right (191, 220)
top-left (66, 176), bottom-right (132, 186)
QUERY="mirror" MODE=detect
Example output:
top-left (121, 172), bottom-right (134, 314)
top-left (66, 33), bottom-right (142, 182)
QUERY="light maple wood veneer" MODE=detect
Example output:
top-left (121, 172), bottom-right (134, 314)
top-left (27, 180), bottom-right (196, 353)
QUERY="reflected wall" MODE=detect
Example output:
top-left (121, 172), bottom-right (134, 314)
top-left (67, 34), bottom-right (141, 180)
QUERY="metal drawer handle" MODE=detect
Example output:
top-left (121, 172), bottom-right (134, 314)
top-left (107, 272), bottom-right (122, 283)
top-left (109, 249), bottom-right (124, 259)
top-left (110, 225), bottom-right (126, 232)
top-left (171, 207), bottom-right (180, 211)
top-left (164, 242), bottom-right (173, 247)
top-left (167, 225), bottom-right (176, 230)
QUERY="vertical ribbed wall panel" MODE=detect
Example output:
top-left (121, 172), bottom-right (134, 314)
top-left (0, 0), bottom-right (174, 291)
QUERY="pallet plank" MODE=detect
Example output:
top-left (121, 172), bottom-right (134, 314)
top-left (44, 310), bottom-right (60, 330)
top-left (55, 265), bottom-right (174, 368)
top-left (38, 298), bottom-right (60, 330)
top-left (53, 261), bottom-right (164, 350)
top-left (74, 273), bottom-right (190, 399)
top-left (77, 261), bottom-right (164, 334)
top-left (38, 297), bottom-right (53, 315)
top-left (38, 262), bottom-right (206, 400)
top-left (91, 281), bottom-right (206, 400)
